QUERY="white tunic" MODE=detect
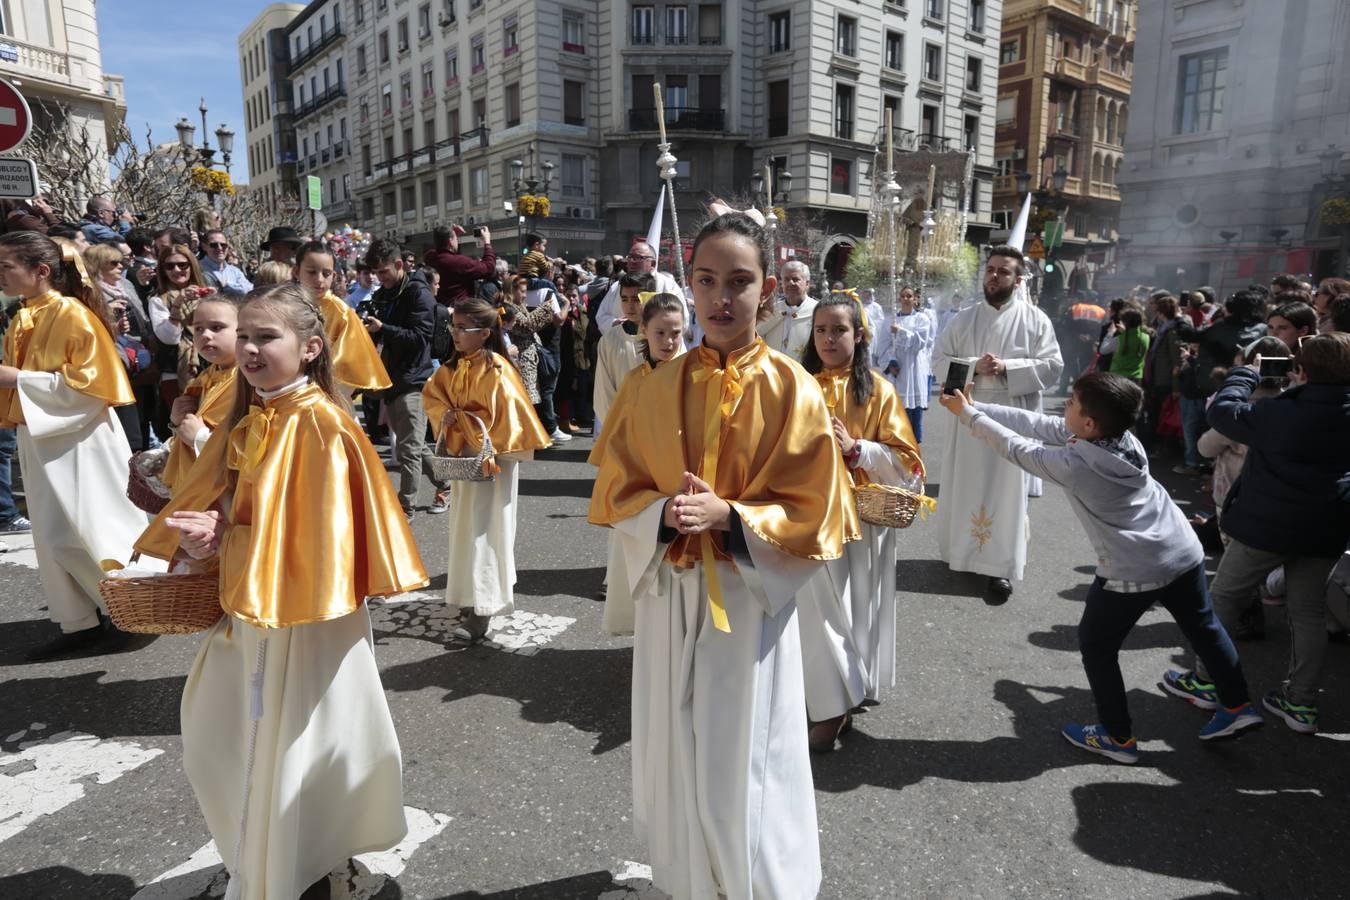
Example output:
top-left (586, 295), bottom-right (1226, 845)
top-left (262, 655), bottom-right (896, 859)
top-left (444, 456), bottom-right (527, 616)
top-left (618, 501), bottom-right (822, 900)
top-left (594, 271), bottom-right (683, 334)
top-left (861, 300), bottom-right (886, 366)
top-left (873, 309), bottom-right (936, 409)
top-left (593, 327), bottom-right (644, 431)
top-left (183, 606), bottom-right (406, 900)
top-left (930, 298), bottom-right (1061, 580)
top-left (13, 371), bottom-right (153, 632)
top-left (757, 296), bottom-right (818, 362)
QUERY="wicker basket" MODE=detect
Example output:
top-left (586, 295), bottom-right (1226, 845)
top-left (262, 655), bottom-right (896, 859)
top-left (126, 448), bottom-right (172, 514)
top-left (427, 411), bottom-right (496, 482)
top-left (855, 482), bottom-right (933, 529)
top-left (99, 555), bottom-right (222, 635)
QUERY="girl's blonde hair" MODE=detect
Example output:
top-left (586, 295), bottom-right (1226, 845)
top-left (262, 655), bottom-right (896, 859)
top-left (253, 260), bottom-right (295, 286)
top-left (50, 236), bottom-right (115, 336)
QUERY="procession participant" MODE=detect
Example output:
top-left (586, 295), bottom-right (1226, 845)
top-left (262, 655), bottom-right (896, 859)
top-left (136, 283), bottom-right (428, 900)
top-left (0, 230), bottom-right (153, 660)
top-left (292, 241), bottom-right (392, 396)
top-left (859, 287), bottom-right (886, 366)
top-left (874, 284), bottom-right (935, 442)
top-left (757, 258), bottom-right (817, 360)
top-left (423, 298), bottom-right (551, 640)
top-left (796, 294), bottom-right (923, 752)
top-left (931, 246), bottom-right (1062, 605)
top-left (592, 272), bottom-right (654, 436)
top-left (161, 294), bottom-right (239, 491)
top-left (589, 209), bottom-right (857, 900)
top-left (594, 237), bottom-right (681, 334)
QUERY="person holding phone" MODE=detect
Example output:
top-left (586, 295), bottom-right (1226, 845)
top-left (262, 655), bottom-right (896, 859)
top-left (931, 246), bottom-right (1063, 606)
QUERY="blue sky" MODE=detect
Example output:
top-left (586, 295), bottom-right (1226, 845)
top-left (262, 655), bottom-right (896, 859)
top-left (98, 1), bottom-right (255, 182)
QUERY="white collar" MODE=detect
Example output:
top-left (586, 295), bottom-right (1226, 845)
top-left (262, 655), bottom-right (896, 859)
top-left (257, 375), bottom-right (309, 401)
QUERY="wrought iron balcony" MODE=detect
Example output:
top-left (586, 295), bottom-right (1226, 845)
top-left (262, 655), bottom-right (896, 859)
top-left (293, 83), bottom-right (346, 123)
top-left (290, 25), bottom-right (344, 71)
top-left (629, 107), bottom-right (725, 132)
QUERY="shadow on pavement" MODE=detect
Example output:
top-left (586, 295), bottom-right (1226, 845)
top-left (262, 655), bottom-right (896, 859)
top-left (0, 618), bottom-right (158, 667)
top-left (895, 559), bottom-right (988, 599)
top-left (0, 670), bottom-right (185, 743)
top-left (1027, 620), bottom-right (1184, 653)
top-left (0, 867), bottom-right (136, 900)
top-left (421, 567), bottom-right (605, 601)
top-left (534, 448), bottom-right (594, 465)
top-left (518, 479), bottom-right (596, 499)
top-left (437, 868), bottom-right (616, 898)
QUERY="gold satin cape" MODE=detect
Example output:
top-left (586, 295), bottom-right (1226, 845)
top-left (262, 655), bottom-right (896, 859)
top-left (0, 290), bottom-right (135, 427)
top-left (161, 364), bottom-right (238, 491)
top-left (422, 350), bottom-right (551, 475)
top-left (815, 367), bottom-right (925, 484)
top-left (321, 291), bottom-right (393, 392)
top-left (589, 337), bottom-right (859, 582)
top-left (135, 383), bottom-right (429, 628)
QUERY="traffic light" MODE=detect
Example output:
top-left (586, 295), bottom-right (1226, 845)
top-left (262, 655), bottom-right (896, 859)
top-left (1045, 261), bottom-right (1055, 273)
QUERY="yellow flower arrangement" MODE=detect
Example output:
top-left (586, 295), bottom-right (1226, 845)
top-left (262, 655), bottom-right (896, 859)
top-left (535, 196), bottom-right (550, 217)
top-left (190, 166), bottom-right (235, 196)
top-left (515, 194), bottom-right (550, 217)
top-left (1320, 197), bottom-right (1350, 227)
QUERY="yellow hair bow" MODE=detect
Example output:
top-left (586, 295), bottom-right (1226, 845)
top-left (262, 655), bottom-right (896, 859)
top-left (637, 290), bottom-right (661, 304)
top-left (831, 287), bottom-right (870, 343)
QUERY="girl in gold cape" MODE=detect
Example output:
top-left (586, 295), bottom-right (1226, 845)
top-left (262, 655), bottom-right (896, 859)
top-left (588, 212), bottom-right (858, 900)
top-left (422, 298), bottom-right (551, 639)
top-left (0, 231), bottom-right (152, 659)
top-left (294, 241), bottom-right (393, 394)
top-left (162, 295), bottom-right (240, 491)
top-left (796, 294), bottom-right (926, 752)
top-left (135, 284), bottom-right (427, 900)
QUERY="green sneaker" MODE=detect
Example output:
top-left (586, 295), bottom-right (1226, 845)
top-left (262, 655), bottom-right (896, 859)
top-left (1160, 669), bottom-right (1218, 710)
top-left (1262, 690), bottom-right (1318, 734)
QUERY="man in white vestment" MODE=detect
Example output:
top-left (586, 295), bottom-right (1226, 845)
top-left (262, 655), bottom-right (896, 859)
top-left (931, 245), bottom-right (1062, 605)
top-left (595, 238), bottom-right (681, 334)
top-left (758, 259), bottom-right (817, 361)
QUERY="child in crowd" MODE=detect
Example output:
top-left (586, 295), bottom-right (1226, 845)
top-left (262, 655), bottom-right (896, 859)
top-left (162, 293), bottom-right (240, 491)
top-left (796, 294), bottom-right (924, 752)
top-left (293, 241), bottom-right (392, 396)
top-left (1167, 333), bottom-right (1350, 734)
top-left (592, 272), bottom-right (655, 437)
top-left (874, 284), bottom-right (934, 442)
top-left (1107, 306), bottom-right (1150, 383)
top-left (939, 371), bottom-right (1262, 764)
top-left (589, 210), bottom-right (857, 899)
top-left (422, 298), bottom-right (552, 640)
top-left (137, 283), bottom-right (428, 899)
top-left (0, 230), bottom-right (154, 660)
top-left (518, 232), bottom-right (557, 291)
top-left (597, 291), bottom-right (687, 635)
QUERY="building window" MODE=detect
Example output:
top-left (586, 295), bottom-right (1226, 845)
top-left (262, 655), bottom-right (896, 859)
top-left (418, 3), bottom-right (432, 38)
top-left (503, 15), bottom-right (518, 55)
top-left (421, 63), bottom-right (435, 97)
top-left (505, 82), bottom-right (520, 127)
top-left (400, 72), bottom-right (413, 107)
top-left (633, 5), bottom-right (654, 44)
top-left (1000, 40), bottom-right (1018, 65)
top-left (921, 104), bottom-right (939, 141)
top-left (448, 106), bottom-right (461, 135)
top-left (446, 49), bottom-right (459, 85)
top-left (996, 95), bottom-right (1015, 125)
top-left (444, 0), bottom-right (456, 24)
top-left (561, 153), bottom-right (585, 198)
top-left (664, 74), bottom-right (688, 113)
top-left (836, 15), bottom-right (856, 56)
top-left (966, 56), bottom-right (981, 91)
top-left (830, 158), bottom-right (853, 195)
top-left (1175, 48), bottom-right (1228, 135)
top-left (698, 4), bottom-right (721, 45)
top-left (397, 17), bottom-right (410, 51)
top-left (970, 0), bottom-right (986, 32)
top-left (357, 44), bottom-right (368, 74)
top-left (666, 5), bottom-right (688, 44)
top-left (769, 11), bottom-right (790, 53)
top-left (924, 43), bottom-right (942, 81)
top-left (378, 30), bottom-right (390, 63)
top-left (355, 1), bottom-right (365, 24)
top-left (423, 118), bottom-right (435, 146)
top-left (472, 97), bottom-right (486, 128)
top-left (381, 83), bottom-right (393, 116)
top-left (883, 93), bottom-right (900, 125)
top-left (446, 172), bottom-right (463, 204)
top-left (963, 114), bottom-right (978, 150)
top-left (926, 0), bottom-right (943, 20)
top-left (402, 126), bottom-right (413, 153)
top-left (563, 80), bottom-right (585, 125)
top-left (768, 79), bottom-right (789, 137)
top-left (834, 83), bottom-right (854, 140)
top-left (401, 184), bottom-right (416, 218)
top-left (423, 178), bottom-right (438, 208)
top-left (885, 31), bottom-right (903, 71)
top-left (471, 33), bottom-right (486, 73)
top-left (470, 166), bottom-right (488, 206)
top-left (563, 10), bottom-right (585, 52)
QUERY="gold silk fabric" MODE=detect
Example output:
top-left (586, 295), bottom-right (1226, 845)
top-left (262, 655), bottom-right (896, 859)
top-left (589, 338), bottom-right (859, 566)
top-left (0, 290), bottom-right (135, 427)
top-left (162, 365), bottom-right (238, 491)
top-left (422, 350), bottom-right (552, 464)
top-left (815, 367), bottom-right (925, 484)
top-left (320, 291), bottom-right (392, 392)
top-left (135, 383), bottom-right (428, 628)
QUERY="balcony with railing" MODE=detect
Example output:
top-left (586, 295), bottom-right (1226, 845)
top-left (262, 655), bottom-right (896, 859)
top-left (917, 134), bottom-right (955, 152)
top-left (629, 107), bottom-right (726, 132)
top-left (366, 134), bottom-right (474, 184)
top-left (1053, 56), bottom-right (1088, 84)
top-left (1050, 118), bottom-right (1081, 140)
top-left (0, 34), bottom-right (103, 93)
top-left (293, 83), bottom-right (346, 122)
top-left (290, 25), bottom-right (345, 71)
top-left (1087, 63), bottom-right (1131, 95)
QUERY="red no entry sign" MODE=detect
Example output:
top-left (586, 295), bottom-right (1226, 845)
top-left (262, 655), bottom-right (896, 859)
top-left (0, 77), bottom-right (33, 154)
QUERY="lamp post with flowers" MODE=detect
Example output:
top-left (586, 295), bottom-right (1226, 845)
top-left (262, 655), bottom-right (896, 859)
top-left (510, 148), bottom-right (554, 261)
top-left (175, 97), bottom-right (236, 207)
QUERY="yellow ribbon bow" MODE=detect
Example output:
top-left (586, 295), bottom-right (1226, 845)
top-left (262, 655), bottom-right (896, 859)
top-left (815, 370), bottom-right (847, 412)
top-left (831, 287), bottom-right (870, 343)
top-left (687, 358), bottom-right (747, 634)
top-left (449, 355), bottom-right (474, 399)
top-left (227, 406), bottom-right (275, 475)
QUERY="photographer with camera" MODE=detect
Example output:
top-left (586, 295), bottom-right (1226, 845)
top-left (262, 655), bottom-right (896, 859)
top-left (80, 196), bottom-right (134, 245)
top-left (423, 223), bottom-right (496, 308)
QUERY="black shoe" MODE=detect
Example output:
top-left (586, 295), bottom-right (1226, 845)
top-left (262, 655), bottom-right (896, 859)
top-left (984, 577), bottom-right (1013, 606)
top-left (26, 622), bottom-right (127, 662)
top-left (454, 612), bottom-right (491, 641)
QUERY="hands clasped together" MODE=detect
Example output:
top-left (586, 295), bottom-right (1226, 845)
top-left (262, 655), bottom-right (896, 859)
top-left (664, 472), bottom-right (732, 536)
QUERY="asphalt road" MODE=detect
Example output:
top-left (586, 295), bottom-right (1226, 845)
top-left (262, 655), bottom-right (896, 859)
top-left (0, 396), bottom-right (1346, 899)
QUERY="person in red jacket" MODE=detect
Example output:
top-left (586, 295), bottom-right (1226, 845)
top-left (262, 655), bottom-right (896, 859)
top-left (423, 223), bottom-right (496, 307)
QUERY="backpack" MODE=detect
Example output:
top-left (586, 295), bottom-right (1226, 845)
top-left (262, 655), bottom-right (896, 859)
top-left (431, 300), bottom-right (453, 362)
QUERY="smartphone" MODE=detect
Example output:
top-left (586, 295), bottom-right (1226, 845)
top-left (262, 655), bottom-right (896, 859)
top-left (1258, 356), bottom-right (1292, 378)
top-left (621, 320), bottom-right (639, 336)
top-left (943, 360), bottom-right (971, 396)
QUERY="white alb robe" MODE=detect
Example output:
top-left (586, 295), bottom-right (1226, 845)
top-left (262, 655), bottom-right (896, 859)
top-left (183, 606), bottom-right (406, 900)
top-left (757, 296), bottom-right (818, 362)
top-left (443, 456), bottom-right (528, 617)
top-left (930, 298), bottom-right (1061, 581)
top-left (873, 309), bottom-right (936, 410)
top-left (796, 439), bottom-right (909, 721)
top-left (593, 327), bottom-right (644, 432)
top-left (618, 501), bottom-right (822, 900)
top-left (13, 371), bottom-right (155, 631)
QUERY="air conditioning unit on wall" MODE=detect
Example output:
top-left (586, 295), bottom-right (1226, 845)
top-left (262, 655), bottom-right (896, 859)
top-left (567, 206), bottom-right (595, 219)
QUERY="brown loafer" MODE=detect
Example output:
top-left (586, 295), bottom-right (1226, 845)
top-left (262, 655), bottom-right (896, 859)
top-left (455, 612), bottom-right (491, 641)
top-left (807, 713), bottom-right (852, 753)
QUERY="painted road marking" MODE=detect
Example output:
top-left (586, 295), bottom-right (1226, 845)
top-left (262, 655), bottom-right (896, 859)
top-left (0, 533), bottom-right (37, 570)
top-left (0, 725), bottom-right (164, 844)
top-left (131, 806), bottom-right (451, 899)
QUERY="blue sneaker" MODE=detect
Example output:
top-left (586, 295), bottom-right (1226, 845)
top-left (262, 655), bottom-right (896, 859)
top-left (1262, 690), bottom-right (1318, 734)
top-left (1159, 669), bottom-right (1218, 710)
top-left (1060, 723), bottom-right (1139, 765)
top-left (1198, 702), bottom-right (1264, 741)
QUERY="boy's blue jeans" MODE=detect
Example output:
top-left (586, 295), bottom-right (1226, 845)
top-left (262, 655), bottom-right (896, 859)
top-left (1079, 563), bottom-right (1249, 740)
top-left (0, 426), bottom-right (17, 523)
top-left (1179, 396), bottom-right (1207, 467)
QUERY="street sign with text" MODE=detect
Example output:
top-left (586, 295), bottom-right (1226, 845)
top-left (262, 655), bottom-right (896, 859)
top-left (0, 157), bottom-right (38, 199)
top-left (0, 76), bottom-right (32, 154)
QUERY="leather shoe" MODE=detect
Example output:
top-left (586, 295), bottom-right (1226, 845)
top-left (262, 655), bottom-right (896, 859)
top-left (983, 577), bottom-right (1013, 606)
top-left (26, 622), bottom-right (127, 662)
top-left (454, 611), bottom-right (492, 641)
top-left (807, 713), bottom-right (852, 753)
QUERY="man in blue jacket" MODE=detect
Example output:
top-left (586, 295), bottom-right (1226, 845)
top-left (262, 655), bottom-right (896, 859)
top-left (1166, 333), bottom-right (1350, 734)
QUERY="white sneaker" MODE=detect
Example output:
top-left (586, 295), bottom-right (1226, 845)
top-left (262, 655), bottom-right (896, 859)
top-left (548, 428), bottom-right (573, 443)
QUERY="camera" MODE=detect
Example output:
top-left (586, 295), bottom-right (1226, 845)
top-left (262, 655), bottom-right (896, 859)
top-left (472, 226), bottom-right (483, 239)
top-left (356, 300), bottom-right (378, 320)
top-left (1258, 356), bottom-right (1292, 378)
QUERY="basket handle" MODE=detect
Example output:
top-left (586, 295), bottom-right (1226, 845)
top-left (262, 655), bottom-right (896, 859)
top-left (440, 409), bottom-right (494, 456)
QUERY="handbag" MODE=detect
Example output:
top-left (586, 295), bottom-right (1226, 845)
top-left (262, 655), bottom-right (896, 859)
top-left (427, 410), bottom-right (496, 482)
top-left (1156, 394), bottom-right (1183, 438)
